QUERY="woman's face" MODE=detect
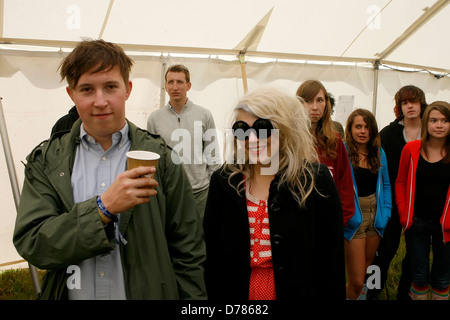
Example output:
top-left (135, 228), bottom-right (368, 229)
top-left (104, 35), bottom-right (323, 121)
top-left (427, 109), bottom-right (449, 140)
top-left (303, 89), bottom-right (326, 124)
top-left (236, 109), bottom-right (279, 168)
top-left (351, 115), bottom-right (370, 147)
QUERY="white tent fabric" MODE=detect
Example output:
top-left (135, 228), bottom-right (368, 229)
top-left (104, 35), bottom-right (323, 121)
top-left (1, 0), bottom-right (449, 268)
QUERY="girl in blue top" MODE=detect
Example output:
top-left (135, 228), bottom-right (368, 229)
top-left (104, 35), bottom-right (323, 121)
top-left (344, 109), bottom-right (392, 300)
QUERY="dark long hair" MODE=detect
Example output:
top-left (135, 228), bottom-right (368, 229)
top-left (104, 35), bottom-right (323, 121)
top-left (345, 108), bottom-right (381, 173)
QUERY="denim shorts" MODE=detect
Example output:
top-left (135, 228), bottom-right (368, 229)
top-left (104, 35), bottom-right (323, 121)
top-left (353, 193), bottom-right (378, 239)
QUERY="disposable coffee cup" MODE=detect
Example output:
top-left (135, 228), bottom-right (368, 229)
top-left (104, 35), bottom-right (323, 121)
top-left (126, 150), bottom-right (160, 179)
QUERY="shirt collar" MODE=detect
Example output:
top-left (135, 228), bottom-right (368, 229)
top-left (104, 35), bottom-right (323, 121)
top-left (167, 98), bottom-right (190, 113)
top-left (398, 120), bottom-right (421, 142)
top-left (80, 122), bottom-right (129, 151)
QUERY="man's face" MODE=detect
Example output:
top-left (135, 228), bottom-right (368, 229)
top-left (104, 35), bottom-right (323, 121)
top-left (401, 100), bottom-right (421, 120)
top-left (66, 66), bottom-right (132, 147)
top-left (165, 71), bottom-right (191, 104)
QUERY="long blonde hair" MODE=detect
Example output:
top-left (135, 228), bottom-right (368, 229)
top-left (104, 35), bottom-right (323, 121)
top-left (224, 87), bottom-right (319, 207)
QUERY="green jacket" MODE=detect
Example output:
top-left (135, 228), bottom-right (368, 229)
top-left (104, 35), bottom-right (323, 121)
top-left (13, 119), bottom-right (207, 300)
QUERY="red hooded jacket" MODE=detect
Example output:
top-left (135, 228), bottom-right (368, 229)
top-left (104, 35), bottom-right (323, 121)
top-left (395, 140), bottom-right (450, 243)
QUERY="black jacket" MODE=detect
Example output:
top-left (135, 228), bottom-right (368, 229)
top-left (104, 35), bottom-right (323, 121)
top-left (379, 118), bottom-right (406, 220)
top-left (203, 163), bottom-right (346, 301)
top-left (51, 106), bottom-right (79, 136)
top-left (379, 118), bottom-right (406, 191)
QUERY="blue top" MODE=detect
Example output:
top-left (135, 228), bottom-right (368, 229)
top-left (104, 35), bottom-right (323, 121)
top-left (344, 146), bottom-right (392, 240)
top-left (69, 123), bottom-right (130, 300)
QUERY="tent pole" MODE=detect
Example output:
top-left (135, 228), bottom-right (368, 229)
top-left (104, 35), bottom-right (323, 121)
top-left (372, 60), bottom-right (380, 117)
top-left (160, 57), bottom-right (167, 108)
top-left (239, 53), bottom-right (248, 94)
top-left (0, 97), bottom-right (41, 296)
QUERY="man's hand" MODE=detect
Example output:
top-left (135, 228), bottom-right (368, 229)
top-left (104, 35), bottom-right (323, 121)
top-left (100, 166), bottom-right (158, 214)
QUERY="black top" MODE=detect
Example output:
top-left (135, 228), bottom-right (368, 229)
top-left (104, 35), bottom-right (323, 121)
top-left (414, 155), bottom-right (450, 223)
top-left (51, 106), bottom-right (79, 136)
top-left (203, 164), bottom-right (346, 300)
top-left (379, 119), bottom-right (406, 219)
top-left (354, 166), bottom-right (378, 197)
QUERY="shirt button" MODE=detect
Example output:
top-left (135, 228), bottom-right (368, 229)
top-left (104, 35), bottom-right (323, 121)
top-left (101, 183), bottom-right (106, 187)
top-left (99, 271), bottom-right (105, 277)
top-left (254, 258), bottom-right (258, 262)
top-left (102, 156), bottom-right (107, 161)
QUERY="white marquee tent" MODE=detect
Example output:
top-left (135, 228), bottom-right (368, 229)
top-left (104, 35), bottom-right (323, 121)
top-left (1, 0), bottom-right (449, 290)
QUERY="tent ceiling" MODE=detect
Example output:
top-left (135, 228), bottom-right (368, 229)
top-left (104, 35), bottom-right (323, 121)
top-left (0, 0), bottom-right (449, 74)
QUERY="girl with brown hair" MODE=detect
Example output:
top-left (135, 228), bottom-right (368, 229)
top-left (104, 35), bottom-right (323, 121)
top-left (344, 108), bottom-right (392, 300)
top-left (296, 80), bottom-right (355, 228)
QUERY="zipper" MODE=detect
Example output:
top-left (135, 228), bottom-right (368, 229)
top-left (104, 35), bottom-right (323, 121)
top-left (168, 104), bottom-right (182, 125)
top-left (405, 157), bottom-right (414, 230)
top-left (375, 173), bottom-right (381, 236)
top-left (442, 196), bottom-right (450, 243)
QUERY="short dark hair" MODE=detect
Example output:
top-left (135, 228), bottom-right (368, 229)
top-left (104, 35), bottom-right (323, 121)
top-left (165, 64), bottom-right (190, 83)
top-left (59, 39), bottom-right (134, 88)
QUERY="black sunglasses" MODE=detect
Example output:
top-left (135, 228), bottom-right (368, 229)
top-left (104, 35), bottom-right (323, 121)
top-left (232, 118), bottom-right (274, 140)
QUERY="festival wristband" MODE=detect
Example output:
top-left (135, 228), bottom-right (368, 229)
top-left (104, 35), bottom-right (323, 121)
top-left (96, 196), bottom-right (117, 223)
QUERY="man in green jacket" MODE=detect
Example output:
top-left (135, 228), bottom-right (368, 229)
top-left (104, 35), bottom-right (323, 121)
top-left (13, 40), bottom-right (206, 300)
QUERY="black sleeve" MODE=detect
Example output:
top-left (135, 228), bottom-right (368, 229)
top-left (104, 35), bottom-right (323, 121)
top-left (311, 164), bottom-right (346, 300)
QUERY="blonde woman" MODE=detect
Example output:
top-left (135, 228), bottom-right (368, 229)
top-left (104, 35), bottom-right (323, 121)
top-left (203, 87), bottom-right (346, 300)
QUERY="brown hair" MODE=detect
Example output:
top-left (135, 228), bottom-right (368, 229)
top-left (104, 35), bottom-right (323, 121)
top-left (345, 108), bottom-right (381, 172)
top-left (59, 39), bottom-right (134, 88)
top-left (393, 85), bottom-right (427, 119)
top-left (421, 101), bottom-right (450, 164)
top-left (165, 64), bottom-right (190, 83)
top-left (296, 80), bottom-right (338, 160)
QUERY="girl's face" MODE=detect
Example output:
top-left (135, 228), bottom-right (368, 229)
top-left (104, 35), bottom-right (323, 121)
top-left (235, 109), bottom-right (279, 167)
top-left (351, 115), bottom-right (370, 147)
top-left (427, 109), bottom-right (449, 140)
top-left (303, 89), bottom-right (326, 124)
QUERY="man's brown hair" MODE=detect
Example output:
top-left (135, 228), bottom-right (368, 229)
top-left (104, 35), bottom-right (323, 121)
top-left (59, 39), bottom-right (134, 88)
top-left (165, 64), bottom-right (190, 83)
top-left (393, 85), bottom-right (427, 119)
